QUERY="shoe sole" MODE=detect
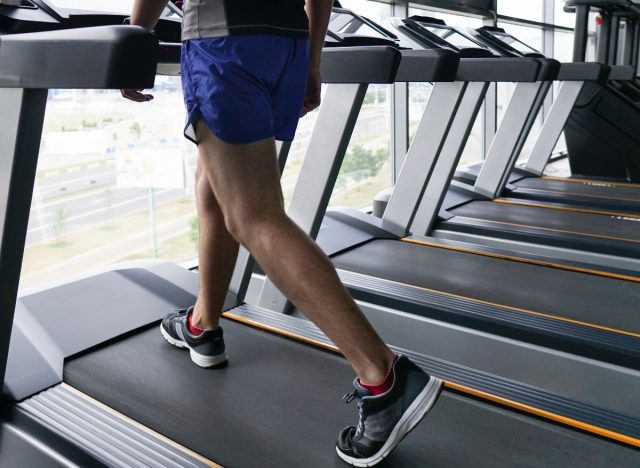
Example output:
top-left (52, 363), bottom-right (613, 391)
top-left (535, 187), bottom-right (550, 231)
top-left (160, 323), bottom-right (228, 368)
top-left (336, 376), bottom-right (443, 467)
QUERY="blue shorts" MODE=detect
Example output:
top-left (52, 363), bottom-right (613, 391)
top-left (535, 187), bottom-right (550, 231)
top-left (181, 35), bottom-right (309, 145)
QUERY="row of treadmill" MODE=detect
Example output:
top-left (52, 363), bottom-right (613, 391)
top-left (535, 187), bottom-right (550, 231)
top-left (0, 0), bottom-right (639, 466)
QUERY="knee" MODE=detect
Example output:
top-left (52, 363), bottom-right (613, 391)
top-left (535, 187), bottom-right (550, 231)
top-left (223, 204), bottom-right (286, 247)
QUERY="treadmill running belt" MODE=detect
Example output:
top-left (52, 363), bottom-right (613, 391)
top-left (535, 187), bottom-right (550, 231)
top-left (332, 240), bottom-right (640, 334)
top-left (451, 201), bottom-right (640, 244)
top-left (64, 321), bottom-right (638, 467)
top-left (517, 178), bottom-right (640, 203)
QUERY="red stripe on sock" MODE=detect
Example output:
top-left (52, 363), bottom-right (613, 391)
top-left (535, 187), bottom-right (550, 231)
top-left (188, 312), bottom-right (204, 336)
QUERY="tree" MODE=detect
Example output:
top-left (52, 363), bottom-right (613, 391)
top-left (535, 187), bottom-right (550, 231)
top-left (129, 121), bottom-right (142, 140)
top-left (53, 206), bottom-right (69, 243)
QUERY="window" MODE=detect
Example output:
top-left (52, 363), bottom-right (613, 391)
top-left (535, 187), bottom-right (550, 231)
top-left (22, 79), bottom-right (198, 292)
top-left (498, 0), bottom-right (543, 22)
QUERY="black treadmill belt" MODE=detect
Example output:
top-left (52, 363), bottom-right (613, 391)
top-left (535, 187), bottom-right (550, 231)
top-left (451, 201), bottom-right (640, 244)
top-left (332, 240), bottom-right (640, 334)
top-left (517, 178), bottom-right (640, 203)
top-left (64, 321), bottom-right (638, 467)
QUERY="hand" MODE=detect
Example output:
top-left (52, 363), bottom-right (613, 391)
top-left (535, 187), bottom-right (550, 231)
top-left (300, 68), bottom-right (321, 117)
top-left (121, 89), bottom-right (154, 102)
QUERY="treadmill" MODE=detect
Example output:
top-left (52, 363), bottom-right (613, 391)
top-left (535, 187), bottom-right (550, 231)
top-left (1, 3), bottom-right (637, 466)
top-left (564, 0), bottom-right (640, 181)
top-left (249, 9), bottom-right (640, 434)
top-left (385, 17), bottom-right (640, 271)
top-left (452, 27), bottom-right (640, 214)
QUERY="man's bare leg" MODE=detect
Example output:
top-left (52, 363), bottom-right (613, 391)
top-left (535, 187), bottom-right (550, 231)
top-left (190, 159), bottom-right (239, 331)
top-left (195, 123), bottom-right (395, 383)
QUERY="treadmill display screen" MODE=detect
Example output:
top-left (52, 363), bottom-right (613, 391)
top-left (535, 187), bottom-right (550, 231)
top-left (329, 12), bottom-right (388, 39)
top-left (488, 31), bottom-right (540, 55)
top-left (416, 23), bottom-right (482, 50)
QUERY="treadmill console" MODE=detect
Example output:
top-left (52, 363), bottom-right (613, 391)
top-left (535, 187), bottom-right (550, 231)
top-left (473, 26), bottom-right (545, 58)
top-left (327, 7), bottom-right (398, 47)
top-left (0, 0), bottom-right (182, 72)
top-left (391, 16), bottom-right (495, 57)
top-left (0, 0), bottom-right (182, 42)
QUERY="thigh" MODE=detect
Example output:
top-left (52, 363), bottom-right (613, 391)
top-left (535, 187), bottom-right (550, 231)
top-left (195, 122), bottom-right (284, 218)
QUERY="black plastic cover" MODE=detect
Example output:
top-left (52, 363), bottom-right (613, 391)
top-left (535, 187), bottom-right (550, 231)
top-left (320, 45), bottom-right (401, 83)
top-left (456, 57), bottom-right (541, 82)
top-left (557, 62), bottom-right (608, 81)
top-left (395, 49), bottom-right (459, 82)
top-left (534, 58), bottom-right (561, 80)
top-left (608, 64), bottom-right (636, 80)
top-left (0, 25), bottom-right (157, 89)
top-left (566, 0), bottom-right (640, 13)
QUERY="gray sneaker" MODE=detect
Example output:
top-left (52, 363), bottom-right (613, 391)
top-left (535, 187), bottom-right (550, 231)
top-left (160, 307), bottom-right (227, 368)
top-left (336, 355), bottom-right (442, 467)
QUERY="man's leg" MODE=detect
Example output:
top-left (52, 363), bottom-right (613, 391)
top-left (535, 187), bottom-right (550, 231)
top-left (196, 123), bottom-right (395, 384)
top-left (191, 158), bottom-right (239, 331)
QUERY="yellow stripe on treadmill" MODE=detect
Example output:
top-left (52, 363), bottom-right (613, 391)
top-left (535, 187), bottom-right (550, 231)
top-left (444, 382), bottom-right (640, 448)
top-left (461, 215), bottom-right (640, 245)
top-left (220, 313), bottom-right (640, 448)
top-left (339, 267), bottom-right (640, 338)
top-left (401, 238), bottom-right (640, 283)
top-left (542, 176), bottom-right (640, 189)
top-left (512, 187), bottom-right (640, 203)
top-left (494, 198), bottom-right (640, 219)
top-left (61, 383), bottom-right (222, 468)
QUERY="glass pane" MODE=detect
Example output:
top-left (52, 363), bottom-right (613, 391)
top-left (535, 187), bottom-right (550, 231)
top-left (498, 0), bottom-right (543, 22)
top-left (339, 0), bottom-right (392, 24)
top-left (554, 0), bottom-right (576, 28)
top-left (329, 85), bottom-right (392, 209)
top-left (21, 78), bottom-right (198, 292)
top-left (409, 82), bottom-right (483, 167)
top-left (554, 30), bottom-right (574, 63)
top-left (319, 0), bottom-right (393, 210)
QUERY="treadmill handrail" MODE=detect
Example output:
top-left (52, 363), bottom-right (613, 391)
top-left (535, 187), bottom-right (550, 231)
top-left (0, 25), bottom-right (158, 89)
top-left (456, 57), bottom-right (541, 82)
top-left (394, 49), bottom-right (459, 82)
top-left (557, 62), bottom-right (609, 81)
top-left (608, 64), bottom-right (636, 79)
top-left (534, 58), bottom-right (562, 81)
top-left (319, 45), bottom-right (402, 83)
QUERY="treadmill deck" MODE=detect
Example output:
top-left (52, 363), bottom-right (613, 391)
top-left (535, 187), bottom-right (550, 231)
top-left (64, 320), bottom-right (639, 467)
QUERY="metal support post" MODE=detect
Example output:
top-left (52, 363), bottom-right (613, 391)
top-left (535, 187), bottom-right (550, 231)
top-left (597, 11), bottom-right (611, 64)
top-left (228, 141), bottom-right (292, 301)
top-left (257, 83), bottom-right (368, 313)
top-left (392, 82), bottom-right (409, 181)
top-left (608, 15), bottom-right (620, 65)
top-left (573, 5), bottom-right (590, 62)
top-left (474, 82), bottom-right (547, 199)
top-left (510, 81), bottom-right (552, 169)
top-left (382, 81), bottom-right (467, 236)
top-left (0, 88), bottom-right (48, 389)
top-left (391, 0), bottom-right (410, 181)
top-left (412, 82), bottom-right (489, 236)
top-left (524, 80), bottom-right (584, 175)
top-left (623, 20), bottom-right (637, 65)
top-left (632, 21), bottom-right (638, 66)
top-left (483, 83), bottom-right (497, 158)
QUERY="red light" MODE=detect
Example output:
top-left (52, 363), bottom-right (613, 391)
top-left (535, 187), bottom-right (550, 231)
top-left (596, 16), bottom-right (602, 26)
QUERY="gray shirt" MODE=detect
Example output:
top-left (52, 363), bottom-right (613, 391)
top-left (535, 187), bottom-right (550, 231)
top-left (182, 0), bottom-right (309, 41)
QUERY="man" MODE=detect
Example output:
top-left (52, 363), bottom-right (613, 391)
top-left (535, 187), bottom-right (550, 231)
top-left (123, 1), bottom-right (442, 465)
